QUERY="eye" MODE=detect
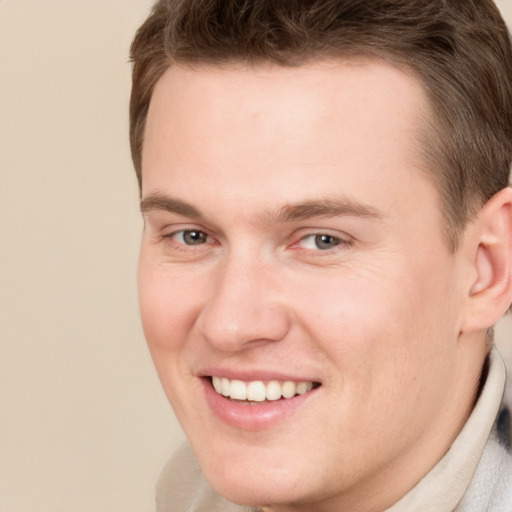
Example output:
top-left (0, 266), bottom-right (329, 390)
top-left (299, 233), bottom-right (344, 250)
top-left (171, 230), bottom-right (211, 245)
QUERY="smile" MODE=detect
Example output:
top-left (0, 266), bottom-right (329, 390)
top-left (211, 376), bottom-right (317, 402)
top-left (202, 375), bottom-right (322, 429)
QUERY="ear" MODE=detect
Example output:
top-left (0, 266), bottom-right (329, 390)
top-left (461, 186), bottom-right (512, 333)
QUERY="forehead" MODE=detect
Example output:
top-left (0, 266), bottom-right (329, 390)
top-left (142, 59), bottom-right (434, 219)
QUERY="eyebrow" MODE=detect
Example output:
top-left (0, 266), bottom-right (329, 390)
top-left (140, 193), bottom-right (383, 224)
top-left (140, 194), bottom-right (203, 219)
top-left (266, 198), bottom-right (383, 224)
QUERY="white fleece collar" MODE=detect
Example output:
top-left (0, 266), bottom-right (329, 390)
top-left (387, 348), bottom-right (510, 512)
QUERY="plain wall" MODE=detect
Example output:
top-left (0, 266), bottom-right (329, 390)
top-left (0, 2), bottom-right (184, 511)
top-left (1, 1), bottom-right (511, 511)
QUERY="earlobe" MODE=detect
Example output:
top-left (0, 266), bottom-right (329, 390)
top-left (462, 187), bottom-right (512, 332)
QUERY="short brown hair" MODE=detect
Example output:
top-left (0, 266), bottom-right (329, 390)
top-left (130, 0), bottom-right (512, 249)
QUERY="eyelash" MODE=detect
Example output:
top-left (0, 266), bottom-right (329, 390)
top-left (164, 229), bottom-right (216, 249)
top-left (294, 233), bottom-right (348, 251)
top-left (163, 229), bottom-right (351, 254)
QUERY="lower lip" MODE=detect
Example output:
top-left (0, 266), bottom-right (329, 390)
top-left (202, 378), bottom-right (318, 430)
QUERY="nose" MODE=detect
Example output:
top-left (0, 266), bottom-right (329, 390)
top-left (195, 255), bottom-right (291, 352)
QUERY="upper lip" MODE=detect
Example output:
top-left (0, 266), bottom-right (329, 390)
top-left (198, 367), bottom-right (320, 383)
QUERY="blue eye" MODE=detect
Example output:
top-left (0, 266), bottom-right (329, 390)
top-left (300, 234), bottom-right (344, 250)
top-left (172, 230), bottom-right (209, 245)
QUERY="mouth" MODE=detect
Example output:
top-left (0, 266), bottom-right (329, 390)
top-left (209, 376), bottom-right (321, 404)
top-left (201, 374), bottom-right (322, 429)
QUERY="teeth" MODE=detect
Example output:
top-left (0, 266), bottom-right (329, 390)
top-left (247, 381), bottom-right (266, 402)
top-left (212, 377), bottom-right (223, 394)
top-left (211, 376), bottom-right (314, 401)
top-left (221, 378), bottom-right (230, 397)
top-left (282, 381), bottom-right (296, 398)
top-left (230, 380), bottom-right (247, 400)
top-left (296, 382), bottom-right (310, 395)
top-left (266, 380), bottom-right (282, 401)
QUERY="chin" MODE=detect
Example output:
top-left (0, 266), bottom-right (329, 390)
top-left (206, 477), bottom-right (295, 509)
top-left (197, 453), bottom-right (319, 509)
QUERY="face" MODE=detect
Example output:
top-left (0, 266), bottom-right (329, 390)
top-left (139, 60), bottom-right (470, 511)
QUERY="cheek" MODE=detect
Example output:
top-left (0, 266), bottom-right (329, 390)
top-left (137, 259), bottom-right (205, 416)
top-left (137, 258), bottom-right (200, 353)
top-left (293, 256), bottom-right (459, 390)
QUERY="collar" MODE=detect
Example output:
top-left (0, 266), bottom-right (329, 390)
top-left (387, 348), bottom-right (510, 512)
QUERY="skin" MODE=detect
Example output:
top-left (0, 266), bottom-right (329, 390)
top-left (138, 60), bottom-right (492, 511)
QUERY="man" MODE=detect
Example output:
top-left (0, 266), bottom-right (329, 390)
top-left (130, 1), bottom-right (512, 510)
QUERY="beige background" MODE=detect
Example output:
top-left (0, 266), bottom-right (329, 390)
top-left (1, 1), bottom-right (512, 511)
